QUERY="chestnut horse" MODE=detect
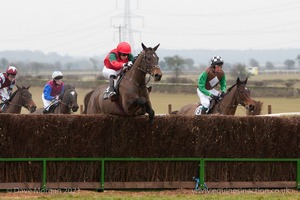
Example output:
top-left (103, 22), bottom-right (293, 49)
top-left (82, 43), bottom-right (162, 121)
top-left (174, 78), bottom-right (255, 115)
top-left (0, 85), bottom-right (36, 113)
top-left (33, 84), bottom-right (79, 114)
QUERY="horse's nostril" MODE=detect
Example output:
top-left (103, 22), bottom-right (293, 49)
top-left (155, 74), bottom-right (162, 81)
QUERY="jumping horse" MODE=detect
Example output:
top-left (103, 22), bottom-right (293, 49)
top-left (33, 84), bottom-right (79, 114)
top-left (82, 43), bottom-right (162, 121)
top-left (174, 78), bottom-right (255, 115)
top-left (0, 85), bottom-right (37, 114)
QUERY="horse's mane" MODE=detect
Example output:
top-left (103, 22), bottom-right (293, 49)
top-left (10, 85), bottom-right (28, 101)
top-left (134, 51), bottom-right (144, 62)
top-left (226, 83), bottom-right (237, 93)
top-left (10, 90), bottom-right (18, 100)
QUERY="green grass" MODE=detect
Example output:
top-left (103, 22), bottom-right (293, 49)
top-left (1, 189), bottom-right (300, 199)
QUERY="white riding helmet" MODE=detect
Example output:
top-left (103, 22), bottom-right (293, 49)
top-left (52, 71), bottom-right (63, 80)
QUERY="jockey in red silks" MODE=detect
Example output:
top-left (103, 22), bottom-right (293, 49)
top-left (102, 42), bottom-right (134, 101)
top-left (0, 66), bottom-right (17, 102)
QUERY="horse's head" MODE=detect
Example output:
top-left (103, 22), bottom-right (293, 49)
top-left (13, 85), bottom-right (37, 113)
top-left (236, 77), bottom-right (255, 112)
top-left (61, 85), bottom-right (79, 113)
top-left (139, 43), bottom-right (162, 81)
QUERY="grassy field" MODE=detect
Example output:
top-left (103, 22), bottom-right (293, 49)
top-left (22, 86), bottom-right (300, 115)
top-left (1, 189), bottom-right (300, 200)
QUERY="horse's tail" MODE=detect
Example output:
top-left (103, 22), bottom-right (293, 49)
top-left (81, 90), bottom-right (94, 114)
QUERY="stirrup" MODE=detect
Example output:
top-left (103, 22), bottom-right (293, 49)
top-left (108, 91), bottom-right (117, 100)
top-left (102, 91), bottom-right (109, 100)
top-left (194, 105), bottom-right (202, 115)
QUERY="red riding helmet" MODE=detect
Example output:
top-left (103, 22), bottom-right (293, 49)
top-left (117, 42), bottom-right (132, 54)
top-left (6, 66), bottom-right (17, 75)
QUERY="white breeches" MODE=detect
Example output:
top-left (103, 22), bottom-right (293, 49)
top-left (42, 93), bottom-right (52, 108)
top-left (0, 88), bottom-right (10, 101)
top-left (102, 66), bottom-right (122, 79)
top-left (197, 88), bottom-right (219, 109)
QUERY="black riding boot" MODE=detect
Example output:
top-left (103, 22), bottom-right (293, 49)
top-left (201, 107), bottom-right (208, 115)
top-left (108, 75), bottom-right (117, 100)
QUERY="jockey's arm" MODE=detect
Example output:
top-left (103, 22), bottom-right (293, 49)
top-left (219, 74), bottom-right (227, 93)
top-left (109, 53), bottom-right (124, 70)
top-left (128, 54), bottom-right (134, 62)
top-left (43, 85), bottom-right (55, 101)
top-left (197, 72), bottom-right (211, 96)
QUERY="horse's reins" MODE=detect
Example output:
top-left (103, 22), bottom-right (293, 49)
top-left (58, 95), bottom-right (76, 113)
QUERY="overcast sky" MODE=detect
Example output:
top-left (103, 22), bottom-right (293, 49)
top-left (1, 0), bottom-right (300, 57)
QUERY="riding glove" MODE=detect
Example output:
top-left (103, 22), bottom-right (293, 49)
top-left (123, 61), bottom-right (133, 68)
top-left (210, 94), bottom-right (220, 101)
top-left (220, 92), bottom-right (225, 98)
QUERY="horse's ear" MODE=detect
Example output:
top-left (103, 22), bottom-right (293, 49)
top-left (16, 85), bottom-right (21, 90)
top-left (153, 43), bottom-right (160, 51)
top-left (236, 77), bottom-right (240, 84)
top-left (141, 43), bottom-right (147, 50)
top-left (245, 77), bottom-right (248, 84)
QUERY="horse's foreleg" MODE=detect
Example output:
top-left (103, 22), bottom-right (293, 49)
top-left (144, 102), bottom-right (155, 121)
top-left (135, 98), bottom-right (155, 120)
top-left (147, 107), bottom-right (155, 121)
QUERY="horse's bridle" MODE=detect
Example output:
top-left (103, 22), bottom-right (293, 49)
top-left (217, 83), bottom-right (248, 111)
top-left (123, 51), bottom-right (160, 88)
top-left (139, 53), bottom-right (160, 76)
top-left (5, 90), bottom-right (31, 110)
top-left (58, 92), bottom-right (77, 111)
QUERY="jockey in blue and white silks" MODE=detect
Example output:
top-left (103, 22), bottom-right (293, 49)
top-left (42, 71), bottom-right (65, 109)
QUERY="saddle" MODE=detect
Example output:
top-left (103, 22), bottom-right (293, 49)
top-left (43, 100), bottom-right (59, 114)
top-left (194, 99), bottom-right (219, 115)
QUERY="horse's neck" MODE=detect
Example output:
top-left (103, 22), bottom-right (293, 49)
top-left (126, 65), bottom-right (146, 84)
top-left (215, 87), bottom-right (239, 115)
top-left (57, 98), bottom-right (70, 114)
top-left (5, 97), bottom-right (22, 113)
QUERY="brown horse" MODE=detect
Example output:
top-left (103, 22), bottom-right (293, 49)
top-left (82, 43), bottom-right (162, 121)
top-left (33, 84), bottom-right (79, 114)
top-left (0, 85), bottom-right (37, 113)
top-left (174, 78), bottom-right (255, 115)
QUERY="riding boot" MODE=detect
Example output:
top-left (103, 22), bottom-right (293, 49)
top-left (108, 76), bottom-right (117, 100)
top-left (102, 75), bottom-right (117, 100)
top-left (201, 107), bottom-right (208, 115)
